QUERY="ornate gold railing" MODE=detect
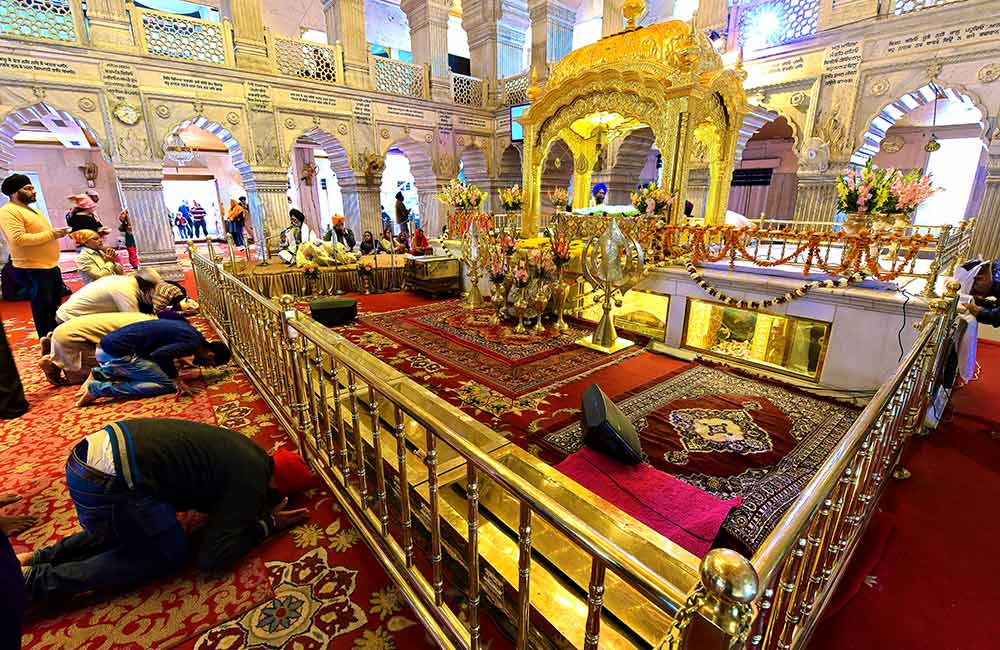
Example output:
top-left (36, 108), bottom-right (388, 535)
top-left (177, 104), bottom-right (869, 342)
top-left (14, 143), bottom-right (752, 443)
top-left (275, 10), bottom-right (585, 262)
top-left (451, 72), bottom-right (487, 107)
top-left (272, 35), bottom-right (342, 84)
top-left (745, 284), bottom-right (960, 649)
top-left (0, 0), bottom-right (83, 44)
top-left (189, 245), bottom-right (959, 650)
top-left (130, 7), bottom-right (234, 67)
top-left (370, 55), bottom-right (430, 99)
top-left (499, 71), bottom-right (530, 106)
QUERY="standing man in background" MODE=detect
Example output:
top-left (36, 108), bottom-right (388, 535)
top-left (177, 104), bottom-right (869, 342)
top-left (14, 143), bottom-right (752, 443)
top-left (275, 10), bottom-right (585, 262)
top-left (394, 192), bottom-right (410, 238)
top-left (0, 174), bottom-right (69, 340)
top-left (189, 201), bottom-right (208, 239)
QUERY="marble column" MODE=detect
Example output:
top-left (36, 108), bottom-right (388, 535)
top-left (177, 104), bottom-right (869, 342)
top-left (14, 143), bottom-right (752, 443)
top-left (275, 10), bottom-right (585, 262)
top-left (497, 15), bottom-right (529, 78)
top-left (417, 179), bottom-right (450, 237)
top-left (86, 0), bottom-right (136, 51)
top-left (339, 173), bottom-right (383, 236)
top-left (686, 168), bottom-right (710, 218)
top-left (968, 157), bottom-right (1000, 260)
top-left (528, 0), bottom-right (575, 80)
top-left (464, 0), bottom-right (530, 84)
top-left (400, 0), bottom-right (453, 102)
top-left (224, 0), bottom-right (271, 72)
top-left (694, 0), bottom-right (727, 34)
top-left (792, 171), bottom-right (840, 223)
top-left (115, 166), bottom-right (183, 280)
top-left (247, 171), bottom-right (290, 257)
top-left (323, 0), bottom-right (371, 88)
top-left (601, 0), bottom-right (623, 36)
top-left (291, 147), bottom-right (323, 235)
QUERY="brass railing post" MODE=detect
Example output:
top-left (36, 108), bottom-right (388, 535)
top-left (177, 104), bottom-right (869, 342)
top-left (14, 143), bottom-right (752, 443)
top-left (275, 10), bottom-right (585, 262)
top-left (662, 549), bottom-right (758, 650)
top-left (279, 294), bottom-right (311, 449)
top-left (921, 223), bottom-right (951, 298)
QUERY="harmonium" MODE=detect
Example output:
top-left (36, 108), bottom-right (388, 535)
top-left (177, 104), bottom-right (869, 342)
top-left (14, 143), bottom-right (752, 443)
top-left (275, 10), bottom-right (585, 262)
top-left (405, 255), bottom-right (462, 296)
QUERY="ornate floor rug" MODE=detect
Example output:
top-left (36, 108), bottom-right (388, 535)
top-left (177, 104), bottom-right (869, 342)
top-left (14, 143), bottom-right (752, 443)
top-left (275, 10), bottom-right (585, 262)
top-left (2, 293), bottom-right (442, 650)
top-left (542, 365), bottom-right (860, 552)
top-left (359, 300), bottom-right (641, 397)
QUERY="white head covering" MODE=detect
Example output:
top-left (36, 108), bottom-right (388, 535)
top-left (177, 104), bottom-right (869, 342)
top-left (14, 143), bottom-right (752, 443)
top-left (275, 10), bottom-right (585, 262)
top-left (954, 259), bottom-right (989, 296)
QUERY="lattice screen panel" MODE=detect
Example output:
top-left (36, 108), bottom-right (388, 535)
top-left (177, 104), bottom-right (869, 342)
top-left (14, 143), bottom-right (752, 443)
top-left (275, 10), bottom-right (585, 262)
top-left (894, 0), bottom-right (965, 14)
top-left (0, 0), bottom-right (76, 43)
top-left (502, 73), bottom-right (529, 107)
top-left (142, 13), bottom-right (227, 66)
top-left (452, 73), bottom-right (484, 107)
top-left (372, 57), bottom-right (425, 98)
top-left (738, 0), bottom-right (818, 50)
top-left (275, 38), bottom-right (338, 84)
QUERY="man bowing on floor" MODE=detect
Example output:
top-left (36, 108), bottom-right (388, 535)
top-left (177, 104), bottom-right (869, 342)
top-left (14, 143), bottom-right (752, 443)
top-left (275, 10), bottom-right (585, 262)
top-left (20, 418), bottom-right (316, 605)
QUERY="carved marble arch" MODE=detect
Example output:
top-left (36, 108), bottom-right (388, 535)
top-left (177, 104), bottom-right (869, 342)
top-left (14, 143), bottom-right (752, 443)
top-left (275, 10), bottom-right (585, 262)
top-left (293, 127), bottom-right (355, 185)
top-left (851, 82), bottom-right (989, 167)
top-left (459, 142), bottom-right (490, 183)
top-left (384, 136), bottom-right (438, 196)
top-left (166, 115), bottom-right (255, 185)
top-left (498, 143), bottom-right (521, 181)
top-left (0, 101), bottom-right (110, 174)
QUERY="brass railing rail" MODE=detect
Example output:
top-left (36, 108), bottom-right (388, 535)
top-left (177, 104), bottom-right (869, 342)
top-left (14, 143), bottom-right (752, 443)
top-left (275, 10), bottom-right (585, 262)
top-left (130, 6), bottom-right (234, 67)
top-left (370, 55), bottom-right (430, 99)
top-left (189, 247), bottom-right (703, 650)
top-left (744, 284), bottom-right (959, 649)
top-left (271, 34), bottom-right (343, 84)
top-left (189, 245), bottom-right (959, 650)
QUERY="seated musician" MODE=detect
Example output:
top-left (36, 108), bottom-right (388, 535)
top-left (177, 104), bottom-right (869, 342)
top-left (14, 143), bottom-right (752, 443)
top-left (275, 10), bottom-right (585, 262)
top-left (359, 231), bottom-right (376, 256)
top-left (410, 228), bottom-right (432, 256)
top-left (279, 209), bottom-right (316, 263)
top-left (377, 227), bottom-right (404, 254)
top-left (592, 183), bottom-right (608, 206)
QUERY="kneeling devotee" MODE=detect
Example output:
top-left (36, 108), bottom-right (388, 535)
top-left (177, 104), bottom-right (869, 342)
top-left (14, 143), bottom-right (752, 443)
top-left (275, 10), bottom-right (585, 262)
top-left (20, 419), bottom-right (314, 605)
top-left (40, 312), bottom-right (156, 385)
top-left (78, 318), bottom-right (231, 406)
top-left (55, 268), bottom-right (162, 325)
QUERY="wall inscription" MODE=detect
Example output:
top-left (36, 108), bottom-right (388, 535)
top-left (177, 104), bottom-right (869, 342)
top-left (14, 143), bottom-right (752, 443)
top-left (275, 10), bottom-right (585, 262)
top-left (289, 90), bottom-right (337, 107)
top-left (246, 82), bottom-right (272, 112)
top-left (767, 57), bottom-right (806, 76)
top-left (0, 56), bottom-right (75, 75)
top-left (880, 20), bottom-right (1000, 56)
top-left (353, 98), bottom-right (372, 125)
top-left (458, 115), bottom-right (489, 130)
top-left (101, 62), bottom-right (140, 98)
top-left (385, 104), bottom-right (425, 121)
top-left (162, 74), bottom-right (223, 93)
top-left (822, 42), bottom-right (861, 87)
top-left (437, 110), bottom-right (453, 135)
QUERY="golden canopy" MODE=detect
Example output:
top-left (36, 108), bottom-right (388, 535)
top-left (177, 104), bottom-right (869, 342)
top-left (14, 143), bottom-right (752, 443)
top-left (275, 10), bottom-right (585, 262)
top-left (518, 19), bottom-right (751, 232)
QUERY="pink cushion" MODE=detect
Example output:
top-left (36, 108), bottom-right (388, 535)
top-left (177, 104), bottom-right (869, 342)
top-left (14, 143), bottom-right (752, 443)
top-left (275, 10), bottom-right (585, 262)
top-left (555, 447), bottom-right (742, 557)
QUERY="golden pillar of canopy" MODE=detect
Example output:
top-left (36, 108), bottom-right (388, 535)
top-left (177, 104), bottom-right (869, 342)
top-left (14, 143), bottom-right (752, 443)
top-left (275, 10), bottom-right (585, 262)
top-left (515, 10), bottom-right (751, 234)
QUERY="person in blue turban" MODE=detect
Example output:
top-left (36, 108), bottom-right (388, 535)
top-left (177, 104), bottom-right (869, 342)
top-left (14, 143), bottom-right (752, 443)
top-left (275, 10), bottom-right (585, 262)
top-left (592, 183), bottom-right (608, 206)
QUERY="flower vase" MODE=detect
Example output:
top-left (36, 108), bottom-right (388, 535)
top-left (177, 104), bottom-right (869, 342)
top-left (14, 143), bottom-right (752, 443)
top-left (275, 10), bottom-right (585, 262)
top-left (511, 285), bottom-right (529, 333)
top-left (490, 281), bottom-right (507, 325)
top-left (553, 266), bottom-right (569, 332)
top-left (843, 212), bottom-right (871, 235)
top-left (530, 280), bottom-right (551, 335)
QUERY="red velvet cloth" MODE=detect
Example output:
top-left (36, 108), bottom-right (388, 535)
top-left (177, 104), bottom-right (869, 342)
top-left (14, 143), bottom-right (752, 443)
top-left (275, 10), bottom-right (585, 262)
top-left (555, 447), bottom-right (742, 557)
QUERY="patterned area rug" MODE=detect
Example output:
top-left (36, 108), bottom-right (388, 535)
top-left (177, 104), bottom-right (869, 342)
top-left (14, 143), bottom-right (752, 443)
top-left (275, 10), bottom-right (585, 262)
top-left (1, 298), bottom-right (440, 650)
top-left (360, 300), bottom-right (641, 397)
top-left (542, 365), bottom-right (860, 551)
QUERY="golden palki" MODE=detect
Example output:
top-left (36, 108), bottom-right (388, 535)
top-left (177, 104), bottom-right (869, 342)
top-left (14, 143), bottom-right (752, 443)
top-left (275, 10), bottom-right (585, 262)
top-left (578, 217), bottom-right (645, 353)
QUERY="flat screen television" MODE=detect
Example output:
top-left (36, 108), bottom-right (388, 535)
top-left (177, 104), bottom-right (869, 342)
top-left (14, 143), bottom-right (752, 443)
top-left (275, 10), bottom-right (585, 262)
top-left (510, 104), bottom-right (529, 142)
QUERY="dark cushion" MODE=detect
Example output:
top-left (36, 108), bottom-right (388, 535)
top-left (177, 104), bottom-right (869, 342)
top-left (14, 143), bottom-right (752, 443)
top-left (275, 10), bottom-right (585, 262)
top-left (581, 384), bottom-right (644, 464)
top-left (310, 297), bottom-right (358, 326)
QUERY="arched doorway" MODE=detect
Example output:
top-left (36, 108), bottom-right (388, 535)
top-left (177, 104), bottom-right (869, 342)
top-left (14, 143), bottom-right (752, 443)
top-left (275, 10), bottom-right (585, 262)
top-left (458, 143), bottom-right (490, 209)
top-left (384, 137), bottom-right (438, 234)
top-left (593, 126), bottom-right (657, 206)
top-left (0, 102), bottom-right (118, 258)
top-left (288, 128), bottom-right (356, 236)
top-left (727, 116), bottom-right (798, 221)
top-left (539, 138), bottom-right (573, 220)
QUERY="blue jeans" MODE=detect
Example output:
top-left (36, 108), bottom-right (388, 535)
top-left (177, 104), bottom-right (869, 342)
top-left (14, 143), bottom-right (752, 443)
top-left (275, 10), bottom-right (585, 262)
top-left (24, 442), bottom-right (188, 603)
top-left (192, 221), bottom-right (208, 238)
top-left (87, 348), bottom-right (175, 399)
top-left (19, 266), bottom-right (63, 337)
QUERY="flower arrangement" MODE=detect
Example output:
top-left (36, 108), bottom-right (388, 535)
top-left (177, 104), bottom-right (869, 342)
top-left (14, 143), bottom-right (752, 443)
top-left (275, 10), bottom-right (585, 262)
top-left (301, 260), bottom-right (320, 279)
top-left (880, 169), bottom-right (939, 217)
top-left (550, 229), bottom-right (572, 267)
top-left (499, 185), bottom-right (523, 211)
top-left (631, 182), bottom-right (674, 215)
top-left (488, 258), bottom-right (507, 284)
top-left (511, 258), bottom-right (530, 288)
top-left (300, 162), bottom-right (318, 186)
top-left (836, 160), bottom-right (893, 214)
top-left (548, 187), bottom-right (569, 211)
top-left (438, 180), bottom-right (485, 210)
top-left (527, 248), bottom-right (556, 280)
top-left (357, 258), bottom-right (375, 276)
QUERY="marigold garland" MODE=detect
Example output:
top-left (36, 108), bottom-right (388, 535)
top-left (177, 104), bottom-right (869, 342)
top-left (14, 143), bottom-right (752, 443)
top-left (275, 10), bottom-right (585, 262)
top-left (685, 262), bottom-right (866, 310)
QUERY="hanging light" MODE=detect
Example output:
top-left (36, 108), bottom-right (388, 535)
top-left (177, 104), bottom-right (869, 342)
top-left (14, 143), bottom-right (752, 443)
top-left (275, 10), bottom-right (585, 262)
top-left (925, 85), bottom-right (944, 153)
top-left (163, 132), bottom-right (194, 166)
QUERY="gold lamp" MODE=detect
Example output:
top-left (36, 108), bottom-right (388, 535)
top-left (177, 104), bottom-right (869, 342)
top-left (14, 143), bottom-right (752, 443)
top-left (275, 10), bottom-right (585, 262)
top-left (621, 0), bottom-right (646, 31)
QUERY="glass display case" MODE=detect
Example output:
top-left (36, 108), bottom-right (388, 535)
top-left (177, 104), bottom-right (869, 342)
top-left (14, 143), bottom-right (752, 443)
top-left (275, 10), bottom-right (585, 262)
top-left (682, 298), bottom-right (831, 381)
top-left (574, 284), bottom-right (670, 341)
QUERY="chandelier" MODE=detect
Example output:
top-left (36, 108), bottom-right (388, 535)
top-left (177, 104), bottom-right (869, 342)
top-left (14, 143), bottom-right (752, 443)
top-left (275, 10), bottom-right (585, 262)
top-left (163, 132), bottom-right (194, 166)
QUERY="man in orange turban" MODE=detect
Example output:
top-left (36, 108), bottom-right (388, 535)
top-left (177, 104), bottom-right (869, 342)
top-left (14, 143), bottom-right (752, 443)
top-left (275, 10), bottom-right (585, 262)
top-left (329, 215), bottom-right (355, 251)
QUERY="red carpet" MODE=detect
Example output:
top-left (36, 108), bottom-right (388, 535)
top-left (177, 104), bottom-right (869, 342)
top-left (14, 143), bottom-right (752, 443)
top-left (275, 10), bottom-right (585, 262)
top-left (1, 277), bottom-right (441, 650)
top-left (811, 340), bottom-right (1000, 650)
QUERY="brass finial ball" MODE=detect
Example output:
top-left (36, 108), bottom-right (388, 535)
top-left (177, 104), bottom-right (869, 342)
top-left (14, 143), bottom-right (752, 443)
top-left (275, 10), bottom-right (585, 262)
top-left (700, 548), bottom-right (758, 603)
